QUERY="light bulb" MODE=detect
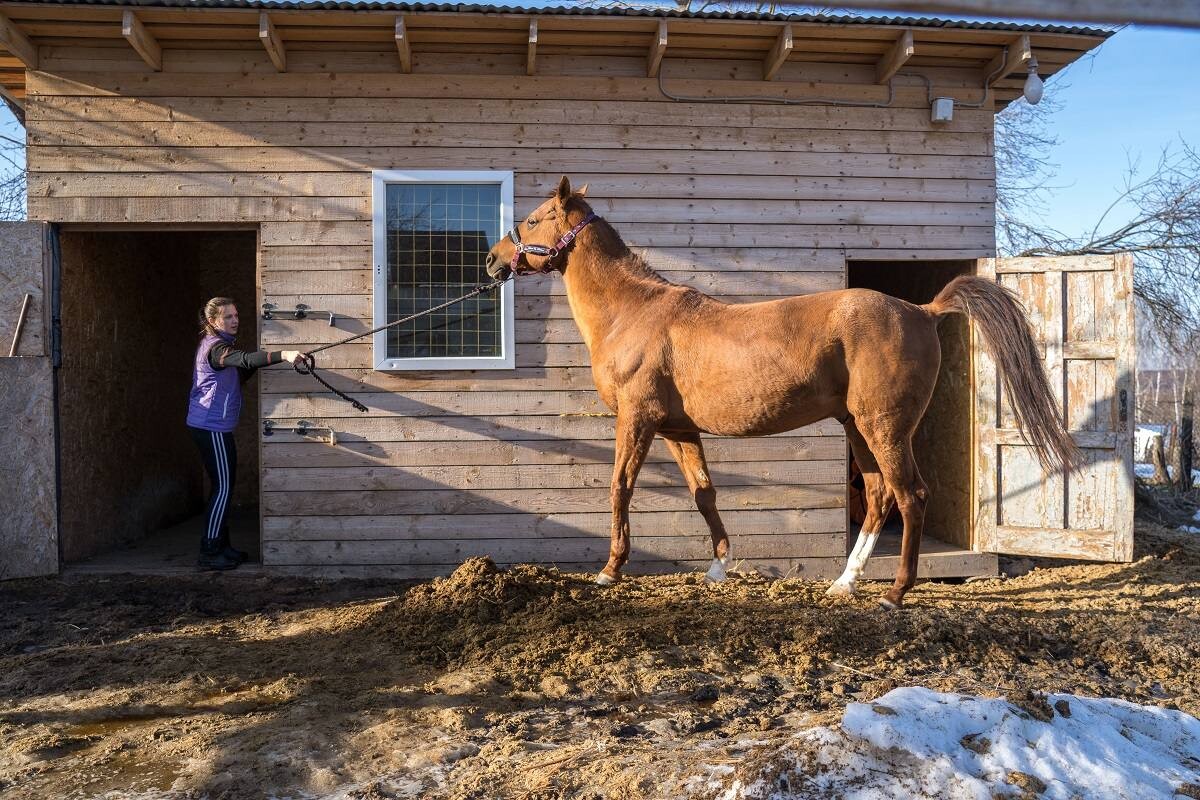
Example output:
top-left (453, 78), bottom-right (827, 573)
top-left (1023, 57), bottom-right (1043, 105)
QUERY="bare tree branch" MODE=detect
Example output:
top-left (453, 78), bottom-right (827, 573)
top-left (1005, 143), bottom-right (1200, 345)
top-left (0, 106), bottom-right (25, 222)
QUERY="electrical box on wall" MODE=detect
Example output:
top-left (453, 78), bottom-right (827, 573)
top-left (931, 97), bottom-right (954, 123)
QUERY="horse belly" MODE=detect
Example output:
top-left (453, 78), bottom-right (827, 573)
top-left (677, 379), bottom-right (835, 437)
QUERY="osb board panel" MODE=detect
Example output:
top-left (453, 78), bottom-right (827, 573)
top-left (57, 231), bottom-right (258, 561)
top-left (0, 357), bottom-right (58, 579)
top-left (0, 222), bottom-right (48, 358)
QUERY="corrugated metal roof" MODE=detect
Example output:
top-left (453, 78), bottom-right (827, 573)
top-left (1, 0), bottom-right (1116, 38)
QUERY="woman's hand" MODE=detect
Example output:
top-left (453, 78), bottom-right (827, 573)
top-left (281, 350), bottom-right (308, 366)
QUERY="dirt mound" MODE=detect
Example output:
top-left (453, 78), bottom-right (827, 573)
top-left (2, 520), bottom-right (1198, 799)
top-left (402, 556), bottom-right (579, 620)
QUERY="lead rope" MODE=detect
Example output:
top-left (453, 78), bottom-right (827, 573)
top-left (290, 276), bottom-right (511, 412)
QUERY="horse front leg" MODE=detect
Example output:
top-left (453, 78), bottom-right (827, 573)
top-left (662, 433), bottom-right (731, 583)
top-left (596, 411), bottom-right (658, 586)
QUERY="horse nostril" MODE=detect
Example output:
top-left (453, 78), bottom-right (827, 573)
top-left (485, 252), bottom-right (496, 270)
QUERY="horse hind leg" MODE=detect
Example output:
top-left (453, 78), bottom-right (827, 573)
top-left (827, 420), bottom-right (894, 598)
top-left (855, 417), bottom-right (928, 610)
top-left (663, 433), bottom-right (731, 583)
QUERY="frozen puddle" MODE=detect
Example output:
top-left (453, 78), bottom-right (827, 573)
top-left (721, 687), bottom-right (1200, 800)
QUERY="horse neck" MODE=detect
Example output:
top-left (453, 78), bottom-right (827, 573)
top-left (560, 223), bottom-right (666, 349)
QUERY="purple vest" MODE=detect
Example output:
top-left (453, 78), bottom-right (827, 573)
top-left (187, 332), bottom-right (243, 433)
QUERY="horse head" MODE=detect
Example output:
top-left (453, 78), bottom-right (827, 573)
top-left (485, 175), bottom-right (591, 280)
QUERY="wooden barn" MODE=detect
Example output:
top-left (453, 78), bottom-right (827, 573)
top-left (0, 1), bottom-right (1136, 582)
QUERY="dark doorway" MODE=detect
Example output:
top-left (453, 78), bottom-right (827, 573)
top-left (57, 230), bottom-right (260, 568)
top-left (847, 260), bottom-right (986, 575)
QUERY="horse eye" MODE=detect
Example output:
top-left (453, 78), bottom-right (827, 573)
top-left (527, 217), bottom-right (537, 227)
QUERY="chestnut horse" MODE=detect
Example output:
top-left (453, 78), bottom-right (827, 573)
top-left (486, 177), bottom-right (1076, 609)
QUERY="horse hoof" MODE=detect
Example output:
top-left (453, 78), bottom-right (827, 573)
top-left (877, 597), bottom-right (901, 611)
top-left (704, 560), bottom-right (727, 584)
top-left (826, 581), bottom-right (855, 597)
top-left (595, 572), bottom-right (617, 586)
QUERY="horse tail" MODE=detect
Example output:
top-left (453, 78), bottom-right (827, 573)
top-left (924, 275), bottom-right (1079, 472)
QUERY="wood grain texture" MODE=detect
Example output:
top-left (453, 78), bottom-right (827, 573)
top-left (20, 44), bottom-right (1013, 576)
top-left (975, 254), bottom-right (1135, 562)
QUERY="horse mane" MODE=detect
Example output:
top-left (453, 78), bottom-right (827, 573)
top-left (579, 208), bottom-right (672, 289)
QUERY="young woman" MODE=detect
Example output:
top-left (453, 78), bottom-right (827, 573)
top-left (188, 297), bottom-right (305, 570)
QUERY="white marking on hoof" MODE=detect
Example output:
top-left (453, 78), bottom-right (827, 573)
top-left (826, 580), bottom-right (856, 598)
top-left (877, 597), bottom-right (900, 611)
top-left (595, 572), bottom-right (616, 586)
top-left (704, 558), bottom-right (727, 584)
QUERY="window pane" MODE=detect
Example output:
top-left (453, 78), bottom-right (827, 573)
top-left (385, 182), bottom-right (502, 359)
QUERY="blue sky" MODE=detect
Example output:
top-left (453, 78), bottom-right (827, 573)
top-left (2, 18), bottom-right (1197, 241)
top-left (1033, 24), bottom-right (1200, 239)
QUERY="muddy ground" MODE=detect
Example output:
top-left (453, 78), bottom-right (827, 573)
top-left (2, 505), bottom-right (1199, 799)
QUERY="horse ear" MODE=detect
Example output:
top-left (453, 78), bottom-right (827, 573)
top-left (576, 183), bottom-right (589, 198)
top-left (555, 175), bottom-right (572, 204)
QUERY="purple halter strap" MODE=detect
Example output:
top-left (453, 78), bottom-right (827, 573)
top-left (508, 212), bottom-right (598, 274)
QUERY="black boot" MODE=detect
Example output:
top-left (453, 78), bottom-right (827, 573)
top-left (217, 529), bottom-right (249, 564)
top-left (198, 538), bottom-right (240, 571)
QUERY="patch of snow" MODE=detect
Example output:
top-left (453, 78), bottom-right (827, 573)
top-left (1179, 526), bottom-right (1200, 534)
top-left (727, 687), bottom-right (1200, 800)
top-left (1136, 426), bottom-right (1166, 461)
top-left (1193, 507), bottom-right (1200, 522)
top-left (1134, 462), bottom-right (1200, 487)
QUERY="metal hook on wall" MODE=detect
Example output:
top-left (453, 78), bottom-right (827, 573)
top-left (262, 302), bottom-right (337, 327)
top-left (263, 419), bottom-right (338, 446)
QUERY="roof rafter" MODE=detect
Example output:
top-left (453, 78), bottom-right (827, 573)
top-left (394, 15), bottom-right (411, 73)
top-left (121, 10), bottom-right (161, 71)
top-left (762, 23), bottom-right (792, 81)
top-left (0, 11), bottom-right (37, 70)
top-left (983, 33), bottom-right (1031, 85)
top-left (647, 20), bottom-right (667, 78)
top-left (526, 18), bottom-right (537, 76)
top-left (875, 29), bottom-right (914, 84)
top-left (258, 11), bottom-right (286, 72)
top-left (0, 82), bottom-right (23, 121)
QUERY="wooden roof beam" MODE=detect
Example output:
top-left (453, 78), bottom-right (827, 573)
top-left (526, 18), bottom-right (537, 76)
top-left (0, 82), bottom-right (24, 123)
top-left (121, 10), bottom-right (161, 71)
top-left (394, 16), bottom-right (411, 73)
top-left (647, 20), bottom-right (667, 78)
top-left (259, 12), bottom-right (286, 72)
top-left (875, 29), bottom-right (914, 84)
top-left (983, 33), bottom-right (1031, 86)
top-left (0, 12), bottom-right (37, 70)
top-left (762, 24), bottom-right (792, 81)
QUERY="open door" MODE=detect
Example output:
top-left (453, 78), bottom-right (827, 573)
top-left (975, 254), bottom-right (1135, 562)
top-left (0, 222), bottom-right (59, 579)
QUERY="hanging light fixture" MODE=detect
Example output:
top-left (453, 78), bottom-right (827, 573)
top-left (1023, 56), bottom-right (1044, 104)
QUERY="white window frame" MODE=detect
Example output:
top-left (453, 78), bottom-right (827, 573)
top-left (371, 169), bottom-right (515, 371)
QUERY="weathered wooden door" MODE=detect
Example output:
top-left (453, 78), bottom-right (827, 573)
top-left (975, 254), bottom-right (1135, 561)
top-left (0, 222), bottom-right (59, 579)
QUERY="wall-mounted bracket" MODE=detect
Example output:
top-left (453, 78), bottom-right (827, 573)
top-left (263, 419), bottom-right (337, 446)
top-left (261, 302), bottom-right (336, 326)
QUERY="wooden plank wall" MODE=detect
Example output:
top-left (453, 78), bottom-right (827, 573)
top-left (23, 43), bottom-right (997, 579)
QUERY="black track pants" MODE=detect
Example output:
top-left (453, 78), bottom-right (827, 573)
top-left (189, 427), bottom-right (237, 542)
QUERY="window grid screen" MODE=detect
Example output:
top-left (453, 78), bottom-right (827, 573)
top-left (385, 183), bottom-right (502, 359)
